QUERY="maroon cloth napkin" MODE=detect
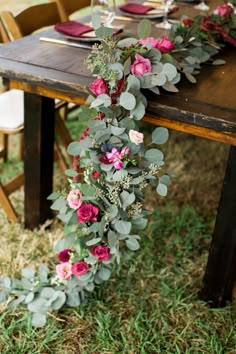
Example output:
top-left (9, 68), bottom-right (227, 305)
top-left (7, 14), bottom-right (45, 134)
top-left (119, 3), bottom-right (153, 14)
top-left (54, 21), bottom-right (93, 37)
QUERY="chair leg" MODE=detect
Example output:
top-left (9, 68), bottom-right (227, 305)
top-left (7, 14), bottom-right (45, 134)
top-left (19, 132), bottom-right (24, 160)
top-left (0, 174), bottom-right (24, 222)
top-left (0, 182), bottom-right (18, 222)
top-left (0, 134), bottom-right (8, 162)
top-left (54, 141), bottom-right (68, 174)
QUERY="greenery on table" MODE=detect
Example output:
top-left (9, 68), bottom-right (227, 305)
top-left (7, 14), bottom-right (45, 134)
top-left (0, 1), bottom-right (236, 328)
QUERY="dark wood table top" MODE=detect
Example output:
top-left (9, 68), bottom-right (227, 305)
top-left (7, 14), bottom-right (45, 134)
top-left (0, 0), bottom-right (235, 133)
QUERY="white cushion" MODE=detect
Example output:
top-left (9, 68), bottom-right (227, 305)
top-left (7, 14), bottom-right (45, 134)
top-left (0, 89), bottom-right (24, 130)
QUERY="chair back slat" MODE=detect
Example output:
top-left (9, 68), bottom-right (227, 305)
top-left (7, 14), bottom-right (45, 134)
top-left (51, 0), bottom-right (91, 22)
top-left (1, 3), bottom-right (61, 40)
top-left (0, 17), bottom-right (10, 43)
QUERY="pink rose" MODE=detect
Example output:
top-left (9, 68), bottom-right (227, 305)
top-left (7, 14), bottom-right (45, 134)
top-left (139, 37), bottom-right (159, 48)
top-left (120, 146), bottom-right (130, 157)
top-left (77, 203), bottom-right (99, 223)
top-left (129, 130), bottom-right (144, 145)
top-left (130, 54), bottom-right (152, 76)
top-left (156, 36), bottom-right (175, 54)
top-left (56, 262), bottom-right (72, 280)
top-left (91, 245), bottom-right (110, 261)
top-left (67, 189), bottom-right (83, 210)
top-left (71, 261), bottom-right (89, 277)
top-left (58, 249), bottom-right (74, 262)
top-left (90, 78), bottom-right (108, 96)
top-left (106, 146), bottom-right (130, 170)
top-left (215, 4), bottom-right (233, 18)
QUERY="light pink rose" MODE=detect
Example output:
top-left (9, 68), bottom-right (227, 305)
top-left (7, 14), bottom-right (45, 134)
top-left (67, 189), bottom-right (83, 210)
top-left (130, 54), bottom-right (152, 76)
top-left (139, 37), bottom-right (159, 48)
top-left (77, 203), bottom-right (99, 223)
top-left (56, 262), bottom-right (72, 280)
top-left (215, 4), bottom-right (233, 17)
top-left (90, 78), bottom-right (108, 96)
top-left (71, 261), bottom-right (89, 277)
top-left (91, 245), bottom-right (110, 261)
top-left (156, 36), bottom-right (175, 54)
top-left (129, 130), bottom-right (144, 145)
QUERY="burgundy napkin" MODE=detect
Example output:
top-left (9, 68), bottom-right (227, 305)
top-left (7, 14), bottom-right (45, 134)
top-left (119, 3), bottom-right (153, 14)
top-left (54, 21), bottom-right (93, 38)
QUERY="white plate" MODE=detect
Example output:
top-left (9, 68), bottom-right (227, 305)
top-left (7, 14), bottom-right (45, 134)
top-left (65, 30), bottom-right (99, 42)
top-left (119, 8), bottom-right (166, 18)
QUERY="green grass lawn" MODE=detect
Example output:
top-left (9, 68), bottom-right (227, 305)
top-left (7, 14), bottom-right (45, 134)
top-left (0, 201), bottom-right (236, 353)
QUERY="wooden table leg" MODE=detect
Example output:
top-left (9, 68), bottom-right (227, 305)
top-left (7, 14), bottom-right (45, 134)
top-left (199, 145), bottom-right (236, 307)
top-left (24, 92), bottom-right (55, 229)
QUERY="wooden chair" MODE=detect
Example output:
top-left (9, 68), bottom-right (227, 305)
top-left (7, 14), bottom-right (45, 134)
top-left (0, 8), bottom-right (72, 222)
top-left (50, 0), bottom-right (91, 22)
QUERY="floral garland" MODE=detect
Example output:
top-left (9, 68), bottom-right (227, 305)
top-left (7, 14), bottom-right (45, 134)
top-left (0, 2), bottom-right (235, 327)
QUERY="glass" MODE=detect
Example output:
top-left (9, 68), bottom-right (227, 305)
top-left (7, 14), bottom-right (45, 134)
top-left (91, 0), bottom-right (116, 27)
top-left (155, 0), bottom-right (174, 30)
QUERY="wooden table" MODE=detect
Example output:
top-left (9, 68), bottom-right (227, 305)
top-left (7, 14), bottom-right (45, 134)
top-left (0, 1), bottom-right (235, 307)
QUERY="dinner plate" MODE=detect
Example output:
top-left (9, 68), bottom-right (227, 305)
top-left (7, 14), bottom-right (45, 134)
top-left (119, 8), bottom-right (166, 18)
top-left (64, 27), bottom-right (124, 42)
top-left (64, 30), bottom-right (99, 42)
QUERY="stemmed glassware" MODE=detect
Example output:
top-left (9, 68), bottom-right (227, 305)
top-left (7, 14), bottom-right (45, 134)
top-left (155, 0), bottom-right (174, 30)
top-left (91, 0), bottom-right (116, 27)
top-left (194, 0), bottom-right (209, 11)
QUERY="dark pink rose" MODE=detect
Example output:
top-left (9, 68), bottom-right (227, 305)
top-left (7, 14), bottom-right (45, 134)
top-left (215, 4), bottom-right (233, 17)
top-left (138, 37), bottom-right (159, 48)
top-left (91, 245), bottom-right (110, 261)
top-left (77, 203), bottom-right (99, 223)
top-left (71, 261), bottom-right (89, 277)
top-left (130, 54), bottom-right (152, 76)
top-left (90, 78), bottom-right (108, 96)
top-left (58, 248), bottom-right (74, 262)
top-left (156, 36), bottom-right (175, 54)
top-left (183, 18), bottom-right (193, 27)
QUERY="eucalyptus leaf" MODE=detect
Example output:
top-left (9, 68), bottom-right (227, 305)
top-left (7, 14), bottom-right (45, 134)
top-left (152, 127), bottom-right (169, 145)
top-left (32, 313), bottom-right (47, 328)
top-left (125, 238), bottom-right (140, 251)
top-left (137, 19), bottom-right (152, 39)
top-left (47, 192), bottom-right (60, 200)
top-left (120, 92), bottom-right (136, 110)
top-left (114, 220), bottom-right (132, 234)
top-left (145, 149), bottom-right (164, 163)
top-left (156, 182), bottom-right (168, 196)
top-left (97, 267), bottom-right (111, 281)
top-left (86, 238), bottom-right (102, 246)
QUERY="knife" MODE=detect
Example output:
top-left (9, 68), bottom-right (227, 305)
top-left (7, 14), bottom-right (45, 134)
top-left (39, 37), bottom-right (92, 49)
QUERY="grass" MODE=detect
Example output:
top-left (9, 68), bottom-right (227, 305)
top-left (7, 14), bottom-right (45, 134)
top-left (1, 175), bottom-right (236, 353)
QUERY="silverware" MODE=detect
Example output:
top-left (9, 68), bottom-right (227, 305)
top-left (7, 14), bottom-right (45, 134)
top-left (114, 15), bottom-right (136, 21)
top-left (39, 37), bottom-right (92, 49)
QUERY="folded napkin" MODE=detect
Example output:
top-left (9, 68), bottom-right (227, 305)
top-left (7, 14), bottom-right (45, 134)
top-left (119, 3), bottom-right (154, 14)
top-left (54, 21), bottom-right (93, 38)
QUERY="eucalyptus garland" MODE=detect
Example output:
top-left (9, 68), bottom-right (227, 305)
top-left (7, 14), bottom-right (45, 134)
top-left (0, 2), bottom-right (235, 327)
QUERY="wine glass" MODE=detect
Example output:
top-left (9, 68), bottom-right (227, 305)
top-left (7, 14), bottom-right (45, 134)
top-left (91, 0), bottom-right (116, 27)
top-left (155, 0), bottom-right (174, 30)
top-left (194, 0), bottom-right (209, 11)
